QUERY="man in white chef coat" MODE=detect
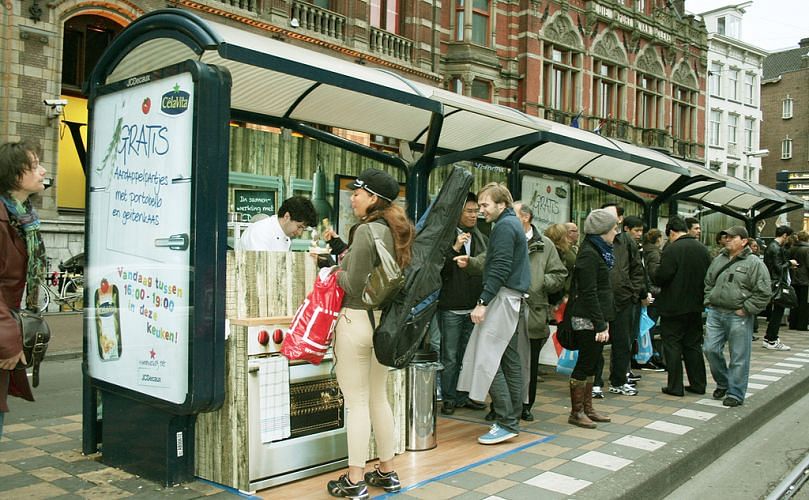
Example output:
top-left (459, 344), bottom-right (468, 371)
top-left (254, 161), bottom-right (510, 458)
top-left (239, 195), bottom-right (317, 251)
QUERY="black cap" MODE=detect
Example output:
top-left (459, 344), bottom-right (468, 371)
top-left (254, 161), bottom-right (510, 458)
top-left (349, 169), bottom-right (399, 202)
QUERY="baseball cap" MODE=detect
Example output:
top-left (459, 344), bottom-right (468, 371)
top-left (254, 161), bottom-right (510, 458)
top-left (723, 226), bottom-right (748, 239)
top-left (349, 169), bottom-right (399, 202)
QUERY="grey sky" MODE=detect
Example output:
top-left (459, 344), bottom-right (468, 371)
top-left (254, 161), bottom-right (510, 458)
top-left (685, 0), bottom-right (808, 51)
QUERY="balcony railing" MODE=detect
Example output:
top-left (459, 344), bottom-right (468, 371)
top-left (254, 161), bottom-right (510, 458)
top-left (673, 139), bottom-right (696, 159)
top-left (640, 128), bottom-right (668, 149)
top-left (212, 0), bottom-right (261, 13)
top-left (291, 1), bottom-right (346, 41)
top-left (369, 27), bottom-right (413, 63)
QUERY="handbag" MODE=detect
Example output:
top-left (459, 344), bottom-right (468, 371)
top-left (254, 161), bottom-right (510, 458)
top-left (361, 223), bottom-right (404, 308)
top-left (773, 279), bottom-right (798, 308)
top-left (282, 269), bottom-right (345, 365)
top-left (12, 308), bottom-right (50, 388)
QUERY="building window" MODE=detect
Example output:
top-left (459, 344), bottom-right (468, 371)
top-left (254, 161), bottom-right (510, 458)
top-left (635, 73), bottom-right (664, 129)
top-left (543, 45), bottom-right (580, 114)
top-left (782, 136), bottom-right (793, 159)
top-left (451, 77), bottom-right (463, 95)
top-left (744, 117), bottom-right (755, 151)
top-left (709, 110), bottom-right (722, 146)
top-left (61, 15), bottom-right (123, 92)
top-left (454, 0), bottom-right (490, 46)
top-left (593, 60), bottom-right (625, 119)
top-left (470, 79), bottom-right (491, 102)
top-left (636, 0), bottom-right (646, 14)
top-left (717, 15), bottom-right (740, 37)
top-left (370, 0), bottom-right (400, 34)
top-left (727, 69), bottom-right (738, 100)
top-left (672, 85), bottom-right (697, 146)
top-left (709, 62), bottom-right (722, 97)
top-left (744, 73), bottom-right (755, 105)
top-left (783, 96), bottom-right (794, 119)
top-left (727, 114), bottom-right (738, 146)
top-left (727, 164), bottom-right (737, 178)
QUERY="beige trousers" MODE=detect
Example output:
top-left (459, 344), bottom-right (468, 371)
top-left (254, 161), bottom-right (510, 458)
top-left (334, 307), bottom-right (394, 467)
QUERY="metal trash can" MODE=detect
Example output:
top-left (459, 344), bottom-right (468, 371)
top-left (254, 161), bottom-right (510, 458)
top-left (405, 351), bottom-right (442, 451)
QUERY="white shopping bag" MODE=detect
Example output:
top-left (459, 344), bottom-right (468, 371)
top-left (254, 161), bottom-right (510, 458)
top-left (538, 325), bottom-right (564, 367)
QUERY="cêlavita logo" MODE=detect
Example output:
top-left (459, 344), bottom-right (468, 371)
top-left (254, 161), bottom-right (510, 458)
top-left (160, 83), bottom-right (190, 115)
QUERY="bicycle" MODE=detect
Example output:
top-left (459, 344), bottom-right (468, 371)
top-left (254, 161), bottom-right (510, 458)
top-left (36, 269), bottom-right (85, 312)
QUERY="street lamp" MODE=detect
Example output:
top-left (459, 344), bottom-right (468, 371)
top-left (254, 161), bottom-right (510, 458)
top-left (743, 148), bottom-right (769, 182)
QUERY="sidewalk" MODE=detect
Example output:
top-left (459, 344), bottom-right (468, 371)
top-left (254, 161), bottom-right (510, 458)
top-left (44, 312), bottom-right (84, 361)
top-left (2, 321), bottom-right (808, 499)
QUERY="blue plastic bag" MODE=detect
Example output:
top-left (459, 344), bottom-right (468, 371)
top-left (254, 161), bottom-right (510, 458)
top-left (556, 348), bottom-right (579, 376)
top-left (634, 306), bottom-right (655, 364)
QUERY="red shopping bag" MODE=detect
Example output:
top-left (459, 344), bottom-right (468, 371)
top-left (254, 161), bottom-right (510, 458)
top-left (281, 269), bottom-right (345, 365)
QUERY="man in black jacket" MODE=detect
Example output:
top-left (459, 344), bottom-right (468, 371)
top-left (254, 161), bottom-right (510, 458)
top-left (437, 193), bottom-right (488, 415)
top-left (655, 216), bottom-right (712, 396)
top-left (764, 225), bottom-right (796, 350)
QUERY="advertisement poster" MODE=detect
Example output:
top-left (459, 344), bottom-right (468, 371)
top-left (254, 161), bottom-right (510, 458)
top-left (86, 73), bottom-right (194, 404)
top-left (521, 175), bottom-right (571, 233)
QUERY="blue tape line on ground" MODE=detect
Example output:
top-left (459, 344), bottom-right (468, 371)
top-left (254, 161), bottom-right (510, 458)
top-left (374, 434), bottom-right (557, 499)
top-left (195, 477), bottom-right (260, 499)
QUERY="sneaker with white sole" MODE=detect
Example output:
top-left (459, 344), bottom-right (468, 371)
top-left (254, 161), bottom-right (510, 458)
top-left (592, 386), bottom-right (605, 399)
top-left (762, 339), bottom-right (791, 351)
top-left (477, 424), bottom-right (518, 445)
top-left (609, 383), bottom-right (638, 396)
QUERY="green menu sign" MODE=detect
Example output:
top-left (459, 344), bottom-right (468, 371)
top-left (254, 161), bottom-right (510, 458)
top-left (234, 189), bottom-right (276, 219)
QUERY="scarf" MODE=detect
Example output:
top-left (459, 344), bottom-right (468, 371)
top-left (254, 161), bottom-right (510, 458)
top-left (2, 195), bottom-right (46, 310)
top-left (586, 234), bottom-right (615, 270)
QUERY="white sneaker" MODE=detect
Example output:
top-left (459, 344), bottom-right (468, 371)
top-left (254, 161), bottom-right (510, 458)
top-left (609, 383), bottom-right (638, 396)
top-left (762, 339), bottom-right (791, 351)
top-left (592, 386), bottom-right (604, 399)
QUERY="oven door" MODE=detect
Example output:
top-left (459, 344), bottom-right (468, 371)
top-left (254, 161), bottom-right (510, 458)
top-left (247, 356), bottom-right (347, 489)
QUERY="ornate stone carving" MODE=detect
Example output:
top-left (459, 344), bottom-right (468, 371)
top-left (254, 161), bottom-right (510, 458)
top-left (672, 61), bottom-right (698, 89)
top-left (636, 46), bottom-right (665, 77)
top-left (542, 13), bottom-right (583, 50)
top-left (593, 32), bottom-right (628, 65)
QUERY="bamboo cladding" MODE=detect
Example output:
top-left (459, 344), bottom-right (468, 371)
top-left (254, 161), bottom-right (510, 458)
top-left (228, 250), bottom-right (317, 319)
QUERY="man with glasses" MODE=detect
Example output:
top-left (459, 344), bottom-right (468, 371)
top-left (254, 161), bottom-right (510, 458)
top-left (240, 195), bottom-right (317, 251)
top-left (437, 193), bottom-right (488, 415)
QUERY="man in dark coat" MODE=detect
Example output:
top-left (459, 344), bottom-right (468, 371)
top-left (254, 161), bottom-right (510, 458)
top-left (655, 216), bottom-right (712, 396)
top-left (763, 225), bottom-right (796, 350)
top-left (437, 192), bottom-right (488, 415)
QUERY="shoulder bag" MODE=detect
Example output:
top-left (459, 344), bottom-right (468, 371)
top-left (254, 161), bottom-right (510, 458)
top-left (12, 308), bottom-right (50, 388)
top-left (361, 223), bottom-right (405, 308)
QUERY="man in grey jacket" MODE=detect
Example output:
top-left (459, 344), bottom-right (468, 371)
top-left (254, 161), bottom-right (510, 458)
top-left (703, 226), bottom-right (772, 407)
top-left (513, 201), bottom-right (567, 421)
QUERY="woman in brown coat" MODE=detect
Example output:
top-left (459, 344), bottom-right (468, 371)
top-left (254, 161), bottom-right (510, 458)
top-left (0, 141), bottom-right (47, 437)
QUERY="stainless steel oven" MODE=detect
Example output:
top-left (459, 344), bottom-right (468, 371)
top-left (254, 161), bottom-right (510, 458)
top-left (245, 323), bottom-right (347, 490)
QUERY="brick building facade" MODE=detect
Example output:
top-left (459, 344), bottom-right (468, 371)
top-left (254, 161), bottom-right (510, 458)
top-left (760, 38), bottom-right (809, 231)
top-left (0, 0), bottom-right (707, 265)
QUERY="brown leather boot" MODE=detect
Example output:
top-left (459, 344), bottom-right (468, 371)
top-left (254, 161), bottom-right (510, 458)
top-left (568, 379), bottom-right (596, 429)
top-left (584, 376), bottom-right (611, 423)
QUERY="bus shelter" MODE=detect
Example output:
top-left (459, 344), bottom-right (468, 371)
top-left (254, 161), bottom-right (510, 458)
top-left (83, 7), bottom-right (804, 487)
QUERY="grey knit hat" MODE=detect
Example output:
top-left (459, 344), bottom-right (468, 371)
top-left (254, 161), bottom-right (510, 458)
top-left (584, 209), bottom-right (618, 235)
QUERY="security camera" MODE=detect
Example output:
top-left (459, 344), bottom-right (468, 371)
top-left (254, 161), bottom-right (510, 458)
top-left (43, 98), bottom-right (68, 118)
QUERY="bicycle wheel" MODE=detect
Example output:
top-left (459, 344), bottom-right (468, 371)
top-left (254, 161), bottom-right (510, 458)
top-left (64, 277), bottom-right (85, 311)
top-left (37, 283), bottom-right (51, 312)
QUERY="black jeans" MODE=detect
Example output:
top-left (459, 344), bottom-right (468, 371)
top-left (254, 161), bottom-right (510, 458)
top-left (766, 303), bottom-right (785, 342)
top-left (572, 329), bottom-right (604, 381)
top-left (595, 303), bottom-right (635, 387)
top-left (526, 337), bottom-right (546, 410)
top-left (790, 284), bottom-right (809, 330)
top-left (660, 311), bottom-right (706, 393)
